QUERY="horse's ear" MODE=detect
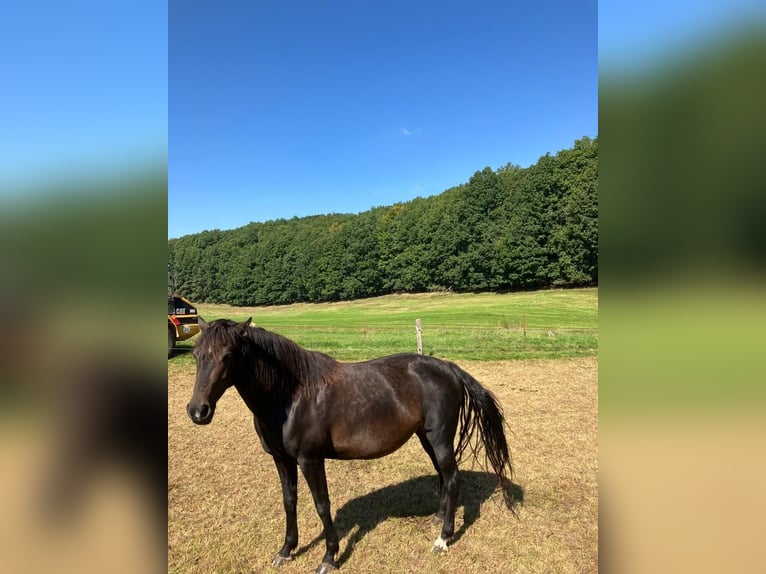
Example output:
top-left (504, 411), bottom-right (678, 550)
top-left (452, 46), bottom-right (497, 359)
top-left (239, 317), bottom-right (252, 333)
top-left (198, 316), bottom-right (208, 331)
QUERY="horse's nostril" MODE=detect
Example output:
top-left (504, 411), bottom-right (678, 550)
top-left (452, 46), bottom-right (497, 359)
top-left (187, 402), bottom-right (212, 424)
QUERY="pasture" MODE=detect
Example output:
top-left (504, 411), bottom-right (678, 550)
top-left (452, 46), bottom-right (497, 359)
top-left (173, 288), bottom-right (598, 361)
top-left (168, 290), bottom-right (598, 573)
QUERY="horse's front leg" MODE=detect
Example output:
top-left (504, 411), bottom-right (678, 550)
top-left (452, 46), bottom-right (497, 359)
top-left (299, 458), bottom-right (340, 573)
top-left (272, 457), bottom-right (299, 568)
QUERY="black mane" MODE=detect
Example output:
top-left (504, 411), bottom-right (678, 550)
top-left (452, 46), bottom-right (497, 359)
top-left (247, 326), bottom-right (338, 392)
top-left (201, 320), bottom-right (338, 394)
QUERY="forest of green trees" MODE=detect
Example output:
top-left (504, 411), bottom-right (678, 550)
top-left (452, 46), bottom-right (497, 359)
top-left (168, 136), bottom-right (597, 305)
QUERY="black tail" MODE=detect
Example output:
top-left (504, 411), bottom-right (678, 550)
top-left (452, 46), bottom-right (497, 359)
top-left (452, 364), bottom-right (519, 510)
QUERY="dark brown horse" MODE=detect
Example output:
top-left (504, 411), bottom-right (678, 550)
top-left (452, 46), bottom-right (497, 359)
top-left (187, 317), bottom-right (515, 573)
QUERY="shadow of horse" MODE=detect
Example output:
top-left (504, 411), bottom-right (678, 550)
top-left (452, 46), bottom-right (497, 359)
top-left (296, 471), bottom-right (524, 566)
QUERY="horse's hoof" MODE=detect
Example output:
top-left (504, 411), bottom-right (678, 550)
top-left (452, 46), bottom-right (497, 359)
top-left (272, 554), bottom-right (293, 568)
top-left (316, 560), bottom-right (339, 574)
top-left (432, 536), bottom-right (450, 554)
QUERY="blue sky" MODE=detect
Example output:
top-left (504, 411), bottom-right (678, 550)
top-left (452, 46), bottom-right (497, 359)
top-left (168, 1), bottom-right (597, 238)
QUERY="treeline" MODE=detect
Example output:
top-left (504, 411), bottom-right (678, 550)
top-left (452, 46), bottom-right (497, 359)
top-left (169, 136), bottom-right (597, 305)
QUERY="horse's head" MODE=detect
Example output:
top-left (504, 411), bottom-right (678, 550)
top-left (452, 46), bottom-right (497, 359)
top-left (187, 316), bottom-right (252, 425)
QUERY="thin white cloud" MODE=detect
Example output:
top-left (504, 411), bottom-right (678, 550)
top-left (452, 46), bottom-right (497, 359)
top-left (400, 127), bottom-right (421, 136)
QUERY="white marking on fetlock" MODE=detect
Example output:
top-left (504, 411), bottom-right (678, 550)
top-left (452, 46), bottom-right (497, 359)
top-left (433, 536), bottom-right (449, 552)
top-left (272, 554), bottom-right (293, 567)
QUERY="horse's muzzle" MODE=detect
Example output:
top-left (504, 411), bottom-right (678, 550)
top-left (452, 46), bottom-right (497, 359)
top-left (187, 402), bottom-right (214, 425)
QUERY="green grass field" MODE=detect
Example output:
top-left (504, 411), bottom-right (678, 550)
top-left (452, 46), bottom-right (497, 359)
top-left (171, 288), bottom-right (597, 361)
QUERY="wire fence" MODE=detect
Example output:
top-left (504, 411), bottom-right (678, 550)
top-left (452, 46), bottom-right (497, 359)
top-left (171, 321), bottom-right (598, 362)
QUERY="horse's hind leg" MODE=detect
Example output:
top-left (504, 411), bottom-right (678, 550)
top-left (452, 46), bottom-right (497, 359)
top-left (419, 430), bottom-right (459, 552)
top-left (433, 443), bottom-right (459, 552)
top-left (299, 458), bottom-right (340, 573)
top-left (416, 428), bottom-right (446, 524)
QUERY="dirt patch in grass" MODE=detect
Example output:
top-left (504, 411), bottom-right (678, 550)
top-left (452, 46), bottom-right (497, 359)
top-left (169, 357), bottom-right (597, 573)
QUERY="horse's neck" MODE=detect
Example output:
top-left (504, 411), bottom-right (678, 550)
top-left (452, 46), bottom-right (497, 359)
top-left (259, 336), bottom-right (333, 390)
top-left (235, 333), bottom-right (333, 412)
top-left (232, 355), bottom-right (296, 414)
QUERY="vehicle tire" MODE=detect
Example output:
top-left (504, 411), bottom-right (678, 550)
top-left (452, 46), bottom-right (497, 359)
top-left (168, 326), bottom-right (176, 358)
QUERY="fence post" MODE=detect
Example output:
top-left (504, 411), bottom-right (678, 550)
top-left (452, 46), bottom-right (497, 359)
top-left (415, 319), bottom-right (423, 355)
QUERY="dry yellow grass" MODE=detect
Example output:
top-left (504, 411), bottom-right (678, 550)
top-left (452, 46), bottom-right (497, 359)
top-left (168, 357), bottom-right (597, 573)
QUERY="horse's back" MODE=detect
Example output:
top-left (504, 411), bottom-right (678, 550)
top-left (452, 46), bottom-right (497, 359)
top-left (363, 352), bottom-right (463, 394)
top-left (345, 353), bottom-right (465, 434)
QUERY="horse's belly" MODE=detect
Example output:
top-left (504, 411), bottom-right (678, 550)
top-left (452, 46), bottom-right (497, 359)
top-left (330, 414), bottom-right (420, 460)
